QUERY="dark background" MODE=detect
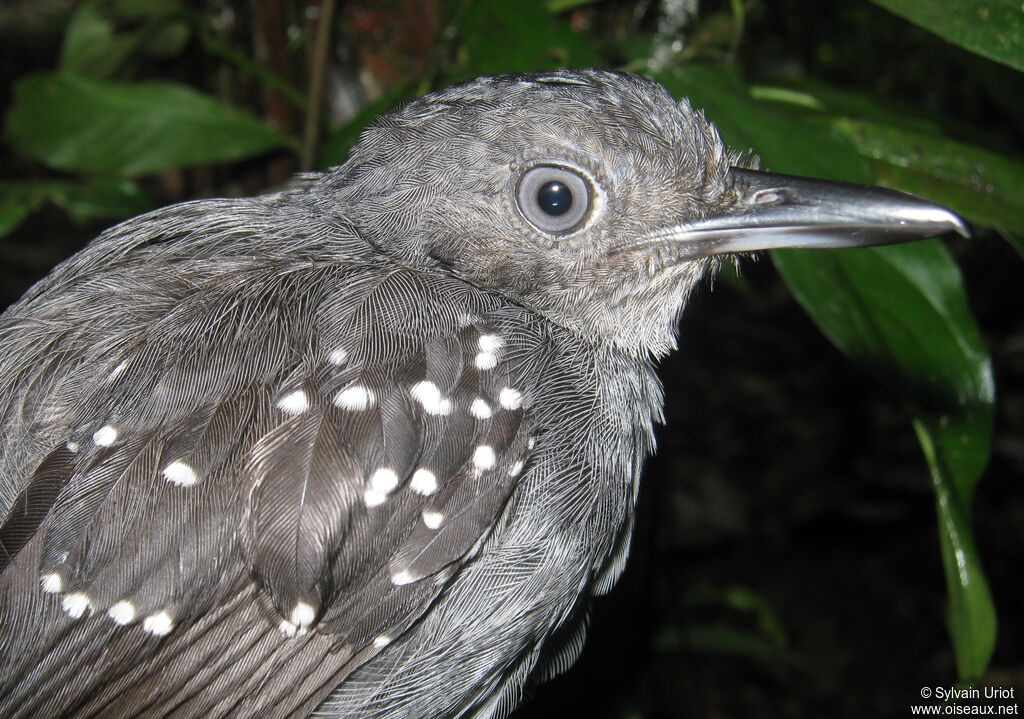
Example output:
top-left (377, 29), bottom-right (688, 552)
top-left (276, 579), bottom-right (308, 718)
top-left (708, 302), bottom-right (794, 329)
top-left (1, 1), bottom-right (1021, 717)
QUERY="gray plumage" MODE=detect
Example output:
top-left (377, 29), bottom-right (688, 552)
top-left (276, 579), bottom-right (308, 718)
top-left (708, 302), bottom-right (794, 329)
top-left (0, 69), bottom-right (966, 718)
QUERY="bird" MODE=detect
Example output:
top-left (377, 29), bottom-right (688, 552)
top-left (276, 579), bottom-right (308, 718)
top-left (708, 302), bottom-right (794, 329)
top-left (0, 69), bottom-right (967, 718)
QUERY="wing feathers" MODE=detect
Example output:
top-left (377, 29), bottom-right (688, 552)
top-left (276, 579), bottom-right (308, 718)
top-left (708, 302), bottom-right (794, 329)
top-left (0, 445), bottom-right (76, 574)
top-left (246, 410), bottom-right (361, 620)
top-left (0, 266), bottom-right (559, 718)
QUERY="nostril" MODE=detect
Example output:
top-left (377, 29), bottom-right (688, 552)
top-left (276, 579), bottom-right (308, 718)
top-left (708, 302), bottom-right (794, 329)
top-left (752, 189), bottom-right (788, 205)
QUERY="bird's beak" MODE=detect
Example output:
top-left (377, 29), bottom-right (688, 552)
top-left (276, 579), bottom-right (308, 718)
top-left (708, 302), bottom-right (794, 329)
top-left (654, 167), bottom-right (970, 258)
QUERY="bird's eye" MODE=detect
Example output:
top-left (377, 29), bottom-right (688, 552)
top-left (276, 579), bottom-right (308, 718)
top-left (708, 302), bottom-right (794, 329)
top-left (516, 165), bottom-right (592, 235)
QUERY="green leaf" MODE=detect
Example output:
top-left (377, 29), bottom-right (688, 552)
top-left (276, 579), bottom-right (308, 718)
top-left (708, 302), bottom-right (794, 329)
top-left (653, 64), bottom-right (873, 182)
top-left (773, 242), bottom-right (993, 489)
top-left (0, 178), bottom-right (152, 236)
top-left (870, 0), bottom-right (1024, 72)
top-left (60, 4), bottom-right (137, 78)
top-left (0, 182), bottom-right (55, 238)
top-left (750, 79), bottom-right (944, 135)
top-left (681, 583), bottom-right (788, 646)
top-left (109, 0), bottom-right (186, 18)
top-left (59, 2), bottom-right (192, 78)
top-left (0, 196), bottom-right (36, 238)
top-left (654, 624), bottom-right (807, 672)
top-left (458, 0), bottom-right (601, 76)
top-left (545, 0), bottom-right (605, 12)
top-left (772, 241), bottom-right (996, 681)
top-left (107, 0), bottom-right (192, 59)
top-left (139, 20), bottom-right (191, 58)
top-left (53, 176), bottom-right (153, 222)
top-left (6, 73), bottom-right (294, 175)
top-left (915, 419), bottom-right (997, 681)
top-left (748, 82), bottom-right (1024, 238)
top-left (831, 118), bottom-right (1024, 235)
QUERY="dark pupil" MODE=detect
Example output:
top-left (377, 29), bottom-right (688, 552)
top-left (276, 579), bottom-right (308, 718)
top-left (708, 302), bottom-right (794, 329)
top-left (536, 181), bottom-right (572, 216)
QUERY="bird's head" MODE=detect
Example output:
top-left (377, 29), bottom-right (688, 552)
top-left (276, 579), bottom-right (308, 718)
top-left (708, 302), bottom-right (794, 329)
top-left (319, 70), bottom-right (967, 358)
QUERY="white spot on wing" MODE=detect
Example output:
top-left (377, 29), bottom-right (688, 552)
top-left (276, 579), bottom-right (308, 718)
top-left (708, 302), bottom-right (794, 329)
top-left (108, 360), bottom-right (128, 380)
top-left (391, 570), bottom-right (415, 586)
top-left (373, 635), bottom-right (392, 648)
top-left (473, 445), bottom-right (496, 470)
top-left (469, 397), bottom-right (492, 419)
top-left (364, 468), bottom-right (399, 506)
top-left (290, 601), bottom-right (316, 628)
top-left (327, 347), bottom-right (349, 366)
top-left (163, 460), bottom-right (198, 487)
top-left (478, 334), bottom-right (504, 353)
top-left (279, 619), bottom-right (301, 638)
top-left (65, 441), bottom-right (80, 453)
top-left (410, 380), bottom-right (452, 415)
top-left (510, 459), bottom-right (525, 477)
top-left (369, 468), bottom-right (399, 494)
top-left (422, 509), bottom-right (444, 529)
top-left (498, 387), bottom-right (523, 410)
top-left (364, 489), bottom-right (388, 507)
top-left (409, 468), bottom-right (438, 496)
top-left (62, 593), bottom-right (91, 619)
top-left (40, 573), bottom-right (63, 594)
top-left (277, 389), bottom-right (310, 414)
top-left (474, 351), bottom-right (497, 370)
top-left (92, 425), bottom-right (118, 447)
top-left (143, 611), bottom-right (175, 636)
top-left (334, 385), bottom-right (375, 410)
top-left (107, 600), bottom-right (136, 625)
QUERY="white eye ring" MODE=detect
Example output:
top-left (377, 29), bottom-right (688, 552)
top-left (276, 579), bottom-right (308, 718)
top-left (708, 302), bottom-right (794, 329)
top-left (516, 165), bottom-right (593, 235)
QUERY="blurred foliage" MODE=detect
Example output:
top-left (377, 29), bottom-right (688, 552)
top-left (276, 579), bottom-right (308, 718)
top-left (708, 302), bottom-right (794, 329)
top-left (0, 0), bottom-right (1020, 712)
top-left (870, 0), bottom-right (1024, 72)
top-left (7, 73), bottom-right (295, 173)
